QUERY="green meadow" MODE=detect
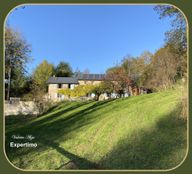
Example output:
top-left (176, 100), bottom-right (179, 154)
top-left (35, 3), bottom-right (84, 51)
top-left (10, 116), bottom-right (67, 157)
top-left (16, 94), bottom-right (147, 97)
top-left (5, 89), bottom-right (187, 170)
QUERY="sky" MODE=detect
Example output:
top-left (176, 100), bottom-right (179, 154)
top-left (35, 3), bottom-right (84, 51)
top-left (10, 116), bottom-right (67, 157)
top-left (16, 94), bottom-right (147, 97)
top-left (6, 5), bottom-right (172, 74)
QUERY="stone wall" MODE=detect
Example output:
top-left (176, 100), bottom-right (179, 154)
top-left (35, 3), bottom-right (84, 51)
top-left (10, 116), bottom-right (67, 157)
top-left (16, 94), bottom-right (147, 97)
top-left (78, 80), bottom-right (102, 85)
top-left (4, 101), bottom-right (39, 116)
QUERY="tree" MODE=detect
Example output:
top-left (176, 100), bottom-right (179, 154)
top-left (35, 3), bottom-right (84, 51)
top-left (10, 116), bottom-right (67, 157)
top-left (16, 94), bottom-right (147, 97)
top-left (5, 26), bottom-right (31, 99)
top-left (106, 66), bottom-right (120, 74)
top-left (90, 82), bottom-right (113, 100)
top-left (154, 5), bottom-right (186, 47)
top-left (54, 61), bottom-right (73, 77)
top-left (154, 5), bottom-right (187, 78)
top-left (33, 60), bottom-right (54, 92)
top-left (90, 85), bottom-right (104, 101)
top-left (139, 51), bottom-right (153, 65)
top-left (121, 55), bottom-right (134, 76)
top-left (105, 67), bottom-right (132, 97)
top-left (134, 51), bottom-right (153, 87)
top-left (73, 68), bottom-right (81, 77)
top-left (10, 67), bottom-right (31, 97)
top-left (146, 45), bottom-right (179, 90)
top-left (121, 52), bottom-right (153, 88)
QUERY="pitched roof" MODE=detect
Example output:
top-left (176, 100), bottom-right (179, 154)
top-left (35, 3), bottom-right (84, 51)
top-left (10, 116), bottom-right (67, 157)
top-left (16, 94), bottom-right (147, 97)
top-left (47, 74), bottom-right (106, 84)
top-left (75, 74), bottom-right (105, 81)
top-left (47, 77), bottom-right (79, 84)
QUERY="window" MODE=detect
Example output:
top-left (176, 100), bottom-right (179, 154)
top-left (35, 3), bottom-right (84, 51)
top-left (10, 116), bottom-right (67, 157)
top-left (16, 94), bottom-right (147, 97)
top-left (71, 84), bottom-right (75, 89)
top-left (58, 84), bottom-right (62, 88)
top-left (68, 84), bottom-right (71, 89)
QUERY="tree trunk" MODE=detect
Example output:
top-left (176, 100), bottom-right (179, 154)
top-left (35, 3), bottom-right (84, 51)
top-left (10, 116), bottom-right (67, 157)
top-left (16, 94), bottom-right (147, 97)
top-left (7, 67), bottom-right (11, 100)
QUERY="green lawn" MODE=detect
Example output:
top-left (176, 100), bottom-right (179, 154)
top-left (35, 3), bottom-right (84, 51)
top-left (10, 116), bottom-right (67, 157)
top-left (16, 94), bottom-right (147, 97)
top-left (5, 89), bottom-right (187, 170)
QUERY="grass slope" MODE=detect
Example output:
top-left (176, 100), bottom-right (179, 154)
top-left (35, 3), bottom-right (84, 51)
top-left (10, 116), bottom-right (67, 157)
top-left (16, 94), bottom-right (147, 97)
top-left (5, 89), bottom-right (187, 170)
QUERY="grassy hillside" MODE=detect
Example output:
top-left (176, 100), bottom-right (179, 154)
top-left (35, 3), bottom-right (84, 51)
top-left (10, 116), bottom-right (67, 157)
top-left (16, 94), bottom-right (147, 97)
top-left (5, 89), bottom-right (187, 170)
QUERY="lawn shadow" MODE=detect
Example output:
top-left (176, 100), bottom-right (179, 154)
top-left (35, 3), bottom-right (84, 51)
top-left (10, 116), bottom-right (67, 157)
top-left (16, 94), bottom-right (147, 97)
top-left (5, 99), bottom-right (116, 166)
top-left (40, 138), bottom-right (101, 169)
top-left (5, 99), bottom-right (187, 170)
top-left (34, 99), bottom-right (116, 138)
top-left (98, 103), bottom-right (187, 169)
top-left (5, 114), bottom-right (36, 126)
top-left (26, 101), bottom-right (91, 128)
top-left (5, 101), bottom-right (93, 134)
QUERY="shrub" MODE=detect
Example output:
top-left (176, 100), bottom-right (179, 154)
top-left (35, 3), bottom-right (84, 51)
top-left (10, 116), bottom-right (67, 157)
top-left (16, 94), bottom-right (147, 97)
top-left (58, 84), bottom-right (95, 99)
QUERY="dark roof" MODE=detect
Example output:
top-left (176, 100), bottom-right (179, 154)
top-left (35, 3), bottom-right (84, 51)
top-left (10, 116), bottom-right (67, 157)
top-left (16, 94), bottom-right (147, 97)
top-left (75, 74), bottom-right (105, 81)
top-left (47, 77), bottom-right (79, 84)
top-left (47, 74), bottom-right (106, 84)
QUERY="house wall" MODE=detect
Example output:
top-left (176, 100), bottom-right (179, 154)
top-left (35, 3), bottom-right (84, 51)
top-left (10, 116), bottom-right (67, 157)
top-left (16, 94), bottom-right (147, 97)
top-left (48, 84), bottom-right (58, 101)
top-left (48, 82), bottom-right (147, 101)
top-left (48, 83), bottom-right (79, 101)
top-left (61, 84), bottom-right (68, 88)
top-left (78, 80), bottom-right (102, 85)
top-left (48, 80), bottom-right (103, 101)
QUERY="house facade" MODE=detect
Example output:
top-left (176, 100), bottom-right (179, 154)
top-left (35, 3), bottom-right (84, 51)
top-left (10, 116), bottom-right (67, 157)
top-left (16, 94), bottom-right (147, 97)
top-left (47, 74), bottom-right (149, 101)
top-left (47, 74), bottom-right (105, 101)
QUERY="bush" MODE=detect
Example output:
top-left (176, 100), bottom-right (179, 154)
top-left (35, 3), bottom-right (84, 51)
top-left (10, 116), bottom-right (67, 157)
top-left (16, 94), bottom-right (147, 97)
top-left (58, 84), bottom-right (95, 98)
top-left (22, 93), bottom-right (34, 101)
top-left (22, 87), bottom-right (56, 115)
